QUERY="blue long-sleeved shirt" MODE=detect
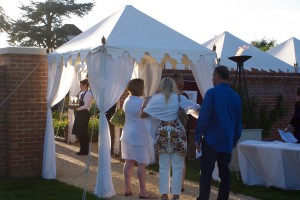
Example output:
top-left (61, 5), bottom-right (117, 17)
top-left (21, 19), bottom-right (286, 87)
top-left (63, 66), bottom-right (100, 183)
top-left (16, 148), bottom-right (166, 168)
top-left (195, 83), bottom-right (242, 153)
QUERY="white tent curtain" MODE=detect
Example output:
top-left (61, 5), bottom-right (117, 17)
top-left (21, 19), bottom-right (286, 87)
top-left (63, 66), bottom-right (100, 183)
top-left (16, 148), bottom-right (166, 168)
top-left (190, 55), bottom-right (221, 180)
top-left (132, 62), bottom-right (163, 95)
top-left (42, 58), bottom-right (75, 179)
top-left (86, 47), bottom-right (135, 198)
top-left (190, 55), bottom-right (215, 96)
top-left (67, 63), bottom-right (87, 143)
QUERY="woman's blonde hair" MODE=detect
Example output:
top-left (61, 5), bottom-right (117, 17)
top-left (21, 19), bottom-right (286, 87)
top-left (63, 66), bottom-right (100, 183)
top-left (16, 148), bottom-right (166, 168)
top-left (127, 78), bottom-right (144, 96)
top-left (159, 77), bottom-right (177, 103)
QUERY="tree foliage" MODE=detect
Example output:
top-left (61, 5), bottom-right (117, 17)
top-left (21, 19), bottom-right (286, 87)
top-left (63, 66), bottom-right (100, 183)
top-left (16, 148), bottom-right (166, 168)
top-left (251, 38), bottom-right (277, 51)
top-left (0, 6), bottom-right (11, 32)
top-left (8, 0), bottom-right (94, 52)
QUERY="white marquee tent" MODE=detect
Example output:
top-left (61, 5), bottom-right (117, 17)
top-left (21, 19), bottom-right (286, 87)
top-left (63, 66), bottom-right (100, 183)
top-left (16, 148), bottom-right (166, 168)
top-left (267, 37), bottom-right (300, 72)
top-left (44, 5), bottom-right (216, 198)
top-left (203, 31), bottom-right (294, 73)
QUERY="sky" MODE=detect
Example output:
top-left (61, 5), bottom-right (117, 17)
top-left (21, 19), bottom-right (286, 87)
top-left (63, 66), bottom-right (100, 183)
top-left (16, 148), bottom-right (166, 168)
top-left (0, 0), bottom-right (300, 48)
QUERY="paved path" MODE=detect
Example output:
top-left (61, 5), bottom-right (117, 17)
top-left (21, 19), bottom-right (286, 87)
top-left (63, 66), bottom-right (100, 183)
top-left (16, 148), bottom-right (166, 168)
top-left (56, 141), bottom-right (256, 200)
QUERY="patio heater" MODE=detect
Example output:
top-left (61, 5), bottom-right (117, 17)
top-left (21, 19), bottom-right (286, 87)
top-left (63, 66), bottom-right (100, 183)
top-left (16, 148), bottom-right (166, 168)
top-left (228, 55), bottom-right (252, 127)
top-left (228, 55), bottom-right (251, 93)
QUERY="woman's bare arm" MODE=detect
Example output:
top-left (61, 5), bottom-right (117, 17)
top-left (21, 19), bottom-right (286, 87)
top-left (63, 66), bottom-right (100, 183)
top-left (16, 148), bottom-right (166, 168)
top-left (140, 97), bottom-right (150, 118)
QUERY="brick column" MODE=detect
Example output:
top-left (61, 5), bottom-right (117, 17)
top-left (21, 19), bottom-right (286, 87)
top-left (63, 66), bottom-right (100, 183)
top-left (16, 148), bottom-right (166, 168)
top-left (0, 47), bottom-right (47, 177)
top-left (0, 64), bottom-right (7, 176)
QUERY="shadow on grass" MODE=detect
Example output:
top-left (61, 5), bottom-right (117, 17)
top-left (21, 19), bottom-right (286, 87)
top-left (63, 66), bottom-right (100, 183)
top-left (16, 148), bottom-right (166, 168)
top-left (147, 159), bottom-right (300, 200)
top-left (0, 178), bottom-right (104, 200)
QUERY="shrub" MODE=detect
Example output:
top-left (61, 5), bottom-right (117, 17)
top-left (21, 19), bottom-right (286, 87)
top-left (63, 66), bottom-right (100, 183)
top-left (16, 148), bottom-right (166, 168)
top-left (241, 94), bottom-right (287, 138)
top-left (88, 116), bottom-right (99, 142)
top-left (52, 111), bottom-right (68, 138)
top-left (52, 110), bottom-right (99, 141)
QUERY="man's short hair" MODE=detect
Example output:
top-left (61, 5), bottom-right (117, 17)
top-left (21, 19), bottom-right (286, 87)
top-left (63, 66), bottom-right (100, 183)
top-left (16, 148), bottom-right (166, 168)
top-left (214, 65), bottom-right (230, 80)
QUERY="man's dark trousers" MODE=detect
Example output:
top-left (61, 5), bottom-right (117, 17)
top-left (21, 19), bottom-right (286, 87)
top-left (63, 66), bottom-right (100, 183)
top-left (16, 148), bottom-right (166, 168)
top-left (197, 140), bottom-right (232, 200)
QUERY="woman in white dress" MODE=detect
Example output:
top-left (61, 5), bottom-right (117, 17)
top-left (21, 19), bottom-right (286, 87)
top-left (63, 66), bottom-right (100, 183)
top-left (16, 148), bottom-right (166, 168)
top-left (120, 78), bottom-right (152, 199)
top-left (141, 77), bottom-right (200, 200)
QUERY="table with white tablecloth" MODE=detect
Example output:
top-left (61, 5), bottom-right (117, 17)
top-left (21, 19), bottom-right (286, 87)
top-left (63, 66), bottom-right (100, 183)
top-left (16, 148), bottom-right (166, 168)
top-left (237, 140), bottom-right (300, 190)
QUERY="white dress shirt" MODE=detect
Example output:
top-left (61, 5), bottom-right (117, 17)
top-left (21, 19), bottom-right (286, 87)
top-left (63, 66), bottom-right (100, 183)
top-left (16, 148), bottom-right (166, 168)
top-left (77, 90), bottom-right (93, 111)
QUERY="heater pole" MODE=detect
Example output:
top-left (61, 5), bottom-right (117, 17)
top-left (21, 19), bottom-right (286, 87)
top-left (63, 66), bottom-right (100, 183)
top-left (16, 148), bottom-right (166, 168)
top-left (229, 55), bottom-right (253, 128)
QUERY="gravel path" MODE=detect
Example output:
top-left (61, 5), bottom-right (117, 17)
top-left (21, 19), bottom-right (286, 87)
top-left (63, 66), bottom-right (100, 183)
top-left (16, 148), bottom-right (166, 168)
top-left (56, 141), bottom-right (257, 200)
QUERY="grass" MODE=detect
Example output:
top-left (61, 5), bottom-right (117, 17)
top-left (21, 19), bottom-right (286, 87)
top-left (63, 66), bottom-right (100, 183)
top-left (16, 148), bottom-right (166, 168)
top-left (147, 159), bottom-right (300, 200)
top-left (1, 160), bottom-right (299, 200)
top-left (0, 178), bottom-right (102, 200)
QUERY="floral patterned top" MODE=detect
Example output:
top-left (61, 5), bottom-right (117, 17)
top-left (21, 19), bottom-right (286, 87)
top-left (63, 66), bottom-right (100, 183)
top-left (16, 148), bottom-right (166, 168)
top-left (155, 119), bottom-right (187, 156)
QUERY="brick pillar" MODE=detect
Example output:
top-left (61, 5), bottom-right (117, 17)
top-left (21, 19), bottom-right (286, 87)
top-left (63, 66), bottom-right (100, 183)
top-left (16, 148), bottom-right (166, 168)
top-left (0, 47), bottom-right (47, 177)
top-left (0, 64), bottom-right (7, 176)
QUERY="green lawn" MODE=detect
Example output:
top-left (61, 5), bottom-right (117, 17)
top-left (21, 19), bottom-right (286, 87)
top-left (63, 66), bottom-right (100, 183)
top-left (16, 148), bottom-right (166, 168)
top-left (1, 160), bottom-right (300, 200)
top-left (0, 178), bottom-right (102, 200)
top-left (147, 159), bottom-right (300, 200)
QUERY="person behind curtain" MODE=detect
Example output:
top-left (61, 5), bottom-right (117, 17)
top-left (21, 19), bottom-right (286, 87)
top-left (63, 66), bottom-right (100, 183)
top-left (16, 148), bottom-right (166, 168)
top-left (285, 87), bottom-right (300, 143)
top-left (195, 65), bottom-right (242, 200)
top-left (120, 78), bottom-right (153, 199)
top-left (72, 79), bottom-right (93, 155)
top-left (171, 73), bottom-right (193, 192)
top-left (141, 77), bottom-right (200, 200)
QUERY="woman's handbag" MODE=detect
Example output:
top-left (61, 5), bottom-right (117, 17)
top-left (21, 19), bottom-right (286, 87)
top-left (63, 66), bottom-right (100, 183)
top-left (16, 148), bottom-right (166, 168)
top-left (110, 108), bottom-right (125, 128)
top-left (177, 94), bottom-right (188, 127)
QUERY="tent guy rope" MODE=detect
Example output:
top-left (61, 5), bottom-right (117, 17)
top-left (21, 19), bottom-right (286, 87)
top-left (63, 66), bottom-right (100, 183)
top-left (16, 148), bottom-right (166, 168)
top-left (0, 62), bottom-right (41, 108)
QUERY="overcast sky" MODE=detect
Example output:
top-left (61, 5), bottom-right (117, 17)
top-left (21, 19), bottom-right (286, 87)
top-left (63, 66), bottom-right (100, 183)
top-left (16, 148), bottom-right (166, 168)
top-left (0, 0), bottom-right (300, 48)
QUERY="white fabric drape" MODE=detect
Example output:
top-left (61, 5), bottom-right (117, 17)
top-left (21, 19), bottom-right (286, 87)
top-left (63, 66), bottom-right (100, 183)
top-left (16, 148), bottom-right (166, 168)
top-left (132, 62), bottom-right (162, 95)
top-left (86, 48), bottom-right (134, 198)
top-left (190, 55), bottom-right (215, 96)
top-left (67, 63), bottom-right (87, 143)
top-left (132, 62), bottom-right (162, 164)
top-left (43, 59), bottom-right (75, 179)
top-left (190, 55), bottom-right (221, 180)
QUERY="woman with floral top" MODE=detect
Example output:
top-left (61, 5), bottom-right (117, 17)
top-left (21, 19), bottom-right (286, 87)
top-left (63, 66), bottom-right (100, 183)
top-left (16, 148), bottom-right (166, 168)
top-left (141, 77), bottom-right (200, 200)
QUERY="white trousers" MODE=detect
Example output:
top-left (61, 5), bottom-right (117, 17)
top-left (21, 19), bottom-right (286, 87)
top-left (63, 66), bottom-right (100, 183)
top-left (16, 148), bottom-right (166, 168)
top-left (159, 153), bottom-right (184, 195)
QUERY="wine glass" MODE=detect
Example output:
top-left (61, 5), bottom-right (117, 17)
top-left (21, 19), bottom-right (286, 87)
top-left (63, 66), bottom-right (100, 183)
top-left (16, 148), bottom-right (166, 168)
top-left (70, 96), bottom-right (74, 105)
top-left (74, 96), bottom-right (78, 105)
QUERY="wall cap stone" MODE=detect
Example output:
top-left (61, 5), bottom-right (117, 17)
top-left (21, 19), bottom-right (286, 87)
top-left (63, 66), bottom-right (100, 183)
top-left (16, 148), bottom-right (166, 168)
top-left (0, 47), bottom-right (46, 55)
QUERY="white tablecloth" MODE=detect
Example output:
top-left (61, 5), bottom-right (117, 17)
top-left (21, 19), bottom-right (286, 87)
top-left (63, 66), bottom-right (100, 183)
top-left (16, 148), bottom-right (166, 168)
top-left (237, 140), bottom-right (300, 190)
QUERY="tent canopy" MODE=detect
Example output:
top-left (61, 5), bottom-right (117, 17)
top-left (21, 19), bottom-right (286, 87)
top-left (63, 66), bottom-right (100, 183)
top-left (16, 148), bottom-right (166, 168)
top-left (267, 37), bottom-right (300, 71)
top-left (203, 31), bottom-right (295, 73)
top-left (50, 5), bottom-right (215, 66)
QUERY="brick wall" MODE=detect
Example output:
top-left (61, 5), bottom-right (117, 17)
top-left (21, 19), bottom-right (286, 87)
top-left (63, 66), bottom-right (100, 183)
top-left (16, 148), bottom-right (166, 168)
top-left (0, 47), bottom-right (47, 177)
top-left (0, 65), bottom-right (7, 176)
top-left (239, 69), bottom-right (299, 140)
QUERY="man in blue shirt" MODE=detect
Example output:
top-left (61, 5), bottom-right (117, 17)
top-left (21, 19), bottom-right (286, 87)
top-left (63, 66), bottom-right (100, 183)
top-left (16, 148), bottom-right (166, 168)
top-left (195, 65), bottom-right (242, 200)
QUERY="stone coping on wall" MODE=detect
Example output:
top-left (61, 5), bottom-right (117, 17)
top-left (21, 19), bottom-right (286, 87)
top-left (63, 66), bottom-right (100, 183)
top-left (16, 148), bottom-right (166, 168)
top-left (229, 67), bottom-right (298, 74)
top-left (0, 46), bottom-right (46, 55)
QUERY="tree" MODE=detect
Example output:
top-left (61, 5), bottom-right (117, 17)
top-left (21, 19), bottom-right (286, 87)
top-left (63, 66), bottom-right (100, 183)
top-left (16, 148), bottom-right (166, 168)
top-left (251, 38), bottom-right (277, 51)
top-left (0, 6), bottom-right (11, 32)
top-left (8, 0), bottom-right (94, 52)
